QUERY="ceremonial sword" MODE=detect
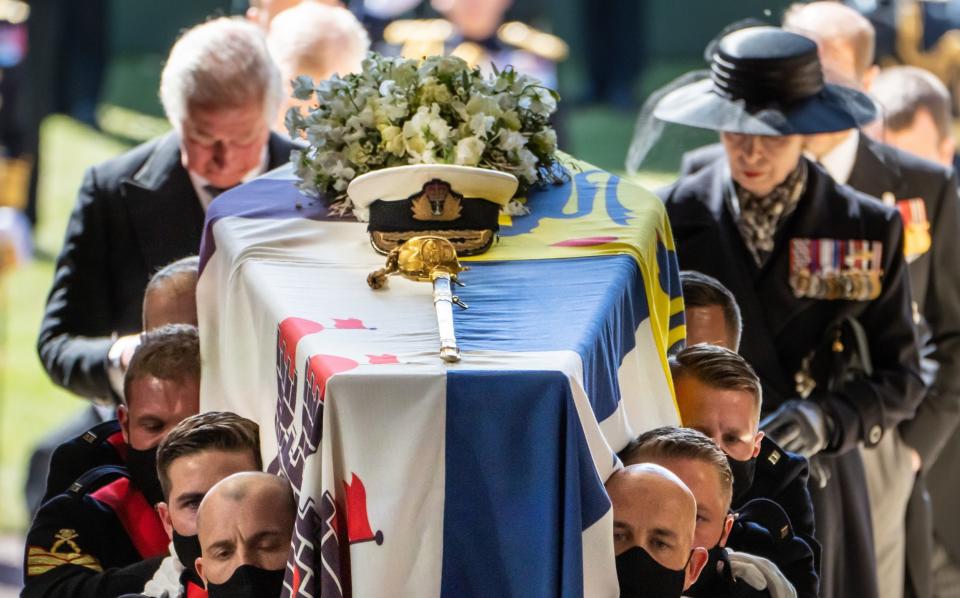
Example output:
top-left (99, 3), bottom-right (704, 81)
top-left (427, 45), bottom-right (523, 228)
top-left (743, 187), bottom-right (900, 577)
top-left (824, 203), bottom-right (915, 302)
top-left (368, 236), bottom-right (468, 362)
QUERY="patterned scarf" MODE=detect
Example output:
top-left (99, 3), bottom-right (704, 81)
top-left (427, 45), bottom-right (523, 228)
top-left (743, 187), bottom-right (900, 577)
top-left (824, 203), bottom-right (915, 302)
top-left (730, 160), bottom-right (808, 265)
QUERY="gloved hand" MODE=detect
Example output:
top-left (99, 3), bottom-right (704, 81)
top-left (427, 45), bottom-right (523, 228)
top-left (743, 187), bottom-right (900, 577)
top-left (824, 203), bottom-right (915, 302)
top-left (727, 549), bottom-right (798, 598)
top-left (759, 400), bottom-right (829, 458)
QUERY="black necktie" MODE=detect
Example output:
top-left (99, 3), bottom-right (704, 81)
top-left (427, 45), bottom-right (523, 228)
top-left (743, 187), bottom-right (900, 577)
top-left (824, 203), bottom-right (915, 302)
top-left (204, 184), bottom-right (236, 199)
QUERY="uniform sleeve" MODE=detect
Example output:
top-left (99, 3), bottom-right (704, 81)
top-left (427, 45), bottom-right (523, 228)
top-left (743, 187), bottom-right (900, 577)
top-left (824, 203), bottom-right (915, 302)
top-left (770, 455), bottom-right (816, 551)
top-left (22, 494), bottom-right (158, 598)
top-left (818, 212), bottom-right (926, 453)
top-left (900, 171), bottom-right (960, 468)
top-left (36, 165), bottom-right (118, 400)
top-left (731, 507), bottom-right (819, 598)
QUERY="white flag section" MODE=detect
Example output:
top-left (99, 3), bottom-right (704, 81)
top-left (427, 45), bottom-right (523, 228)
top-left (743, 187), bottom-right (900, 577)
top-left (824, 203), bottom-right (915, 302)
top-left (197, 167), bottom-right (683, 597)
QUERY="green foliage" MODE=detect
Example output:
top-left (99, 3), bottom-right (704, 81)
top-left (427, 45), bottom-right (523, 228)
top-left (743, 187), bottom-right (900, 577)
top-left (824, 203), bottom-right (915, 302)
top-left (287, 53), bottom-right (562, 213)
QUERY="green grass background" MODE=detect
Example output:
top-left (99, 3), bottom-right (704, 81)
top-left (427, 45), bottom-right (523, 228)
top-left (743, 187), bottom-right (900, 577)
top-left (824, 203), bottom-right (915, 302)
top-left (0, 117), bottom-right (133, 532)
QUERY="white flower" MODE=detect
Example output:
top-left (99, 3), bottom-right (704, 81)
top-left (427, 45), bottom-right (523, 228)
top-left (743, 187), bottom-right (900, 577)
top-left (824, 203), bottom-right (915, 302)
top-left (515, 148), bottom-right (539, 183)
top-left (468, 113), bottom-right (495, 138)
top-left (454, 136), bottom-right (485, 166)
top-left (286, 52), bottom-right (560, 206)
top-left (380, 125), bottom-right (405, 156)
top-left (498, 130), bottom-right (527, 153)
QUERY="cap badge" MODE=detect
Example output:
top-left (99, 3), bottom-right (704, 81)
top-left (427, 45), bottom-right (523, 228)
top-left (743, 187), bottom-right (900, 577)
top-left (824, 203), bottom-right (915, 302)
top-left (411, 180), bottom-right (463, 222)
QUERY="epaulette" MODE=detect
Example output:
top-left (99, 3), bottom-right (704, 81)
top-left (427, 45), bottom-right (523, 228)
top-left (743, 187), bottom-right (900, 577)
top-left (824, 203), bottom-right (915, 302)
top-left (383, 18), bottom-right (454, 60)
top-left (66, 465), bottom-right (128, 497)
top-left (43, 420), bottom-right (127, 504)
top-left (736, 497), bottom-right (794, 543)
top-left (497, 21), bottom-right (569, 62)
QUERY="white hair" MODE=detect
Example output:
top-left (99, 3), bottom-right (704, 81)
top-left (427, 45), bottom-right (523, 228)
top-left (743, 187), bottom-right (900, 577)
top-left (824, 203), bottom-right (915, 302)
top-left (160, 17), bottom-right (283, 131)
top-left (267, 3), bottom-right (370, 84)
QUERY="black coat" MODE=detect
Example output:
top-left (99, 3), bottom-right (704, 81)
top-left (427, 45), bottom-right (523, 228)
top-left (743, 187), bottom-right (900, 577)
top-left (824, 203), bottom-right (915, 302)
top-left (22, 466), bottom-right (164, 598)
top-left (661, 158), bottom-right (925, 598)
top-left (727, 498), bottom-right (819, 598)
top-left (735, 437), bottom-right (818, 567)
top-left (846, 137), bottom-right (960, 598)
top-left (36, 132), bottom-right (297, 400)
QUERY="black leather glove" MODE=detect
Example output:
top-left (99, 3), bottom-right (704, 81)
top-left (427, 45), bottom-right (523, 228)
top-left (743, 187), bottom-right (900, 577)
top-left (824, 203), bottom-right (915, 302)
top-left (759, 400), bottom-right (829, 458)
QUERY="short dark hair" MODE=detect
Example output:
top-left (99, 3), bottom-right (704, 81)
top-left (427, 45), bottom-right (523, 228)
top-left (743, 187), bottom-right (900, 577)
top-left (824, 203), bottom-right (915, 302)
top-left (680, 270), bottom-right (742, 348)
top-left (670, 344), bottom-right (762, 416)
top-left (873, 66), bottom-right (952, 142)
top-left (123, 324), bottom-right (200, 405)
top-left (620, 425), bottom-right (733, 509)
top-left (157, 411), bottom-right (262, 499)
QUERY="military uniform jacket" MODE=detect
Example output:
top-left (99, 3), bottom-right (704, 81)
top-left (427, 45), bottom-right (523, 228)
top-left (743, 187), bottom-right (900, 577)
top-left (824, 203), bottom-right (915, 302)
top-left (844, 136), bottom-right (960, 465)
top-left (42, 419), bottom-right (126, 505)
top-left (36, 132), bottom-right (298, 400)
top-left (23, 465), bottom-right (168, 598)
top-left (735, 438), bottom-right (817, 564)
top-left (660, 158), bottom-right (925, 451)
top-left (727, 498), bottom-right (818, 598)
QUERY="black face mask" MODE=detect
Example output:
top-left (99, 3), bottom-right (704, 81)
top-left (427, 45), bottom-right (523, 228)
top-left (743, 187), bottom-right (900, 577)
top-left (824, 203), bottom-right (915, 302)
top-left (206, 564), bottom-right (285, 598)
top-left (685, 544), bottom-right (732, 597)
top-left (126, 445), bottom-right (165, 506)
top-left (726, 454), bottom-right (757, 506)
top-left (616, 546), bottom-right (687, 598)
top-left (172, 531), bottom-right (202, 575)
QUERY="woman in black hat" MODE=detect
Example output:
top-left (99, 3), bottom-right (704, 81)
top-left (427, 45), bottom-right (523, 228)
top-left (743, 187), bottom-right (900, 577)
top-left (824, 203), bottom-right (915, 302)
top-left (657, 27), bottom-right (924, 598)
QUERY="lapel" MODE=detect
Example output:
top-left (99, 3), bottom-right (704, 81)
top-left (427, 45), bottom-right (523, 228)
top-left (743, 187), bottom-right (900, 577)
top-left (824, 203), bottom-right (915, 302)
top-left (120, 133), bottom-right (206, 268)
top-left (266, 132), bottom-right (298, 170)
top-left (846, 135), bottom-right (904, 199)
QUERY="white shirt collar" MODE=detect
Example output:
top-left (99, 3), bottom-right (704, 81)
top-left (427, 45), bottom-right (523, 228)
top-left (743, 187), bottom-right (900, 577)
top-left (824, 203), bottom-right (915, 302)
top-left (187, 145), bottom-right (269, 210)
top-left (807, 129), bottom-right (859, 185)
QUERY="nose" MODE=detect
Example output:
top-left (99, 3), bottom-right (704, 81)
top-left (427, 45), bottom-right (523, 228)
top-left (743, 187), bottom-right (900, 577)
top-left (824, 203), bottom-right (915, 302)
top-left (237, 543), bottom-right (269, 570)
top-left (211, 141), bottom-right (228, 171)
top-left (743, 137), bottom-right (764, 163)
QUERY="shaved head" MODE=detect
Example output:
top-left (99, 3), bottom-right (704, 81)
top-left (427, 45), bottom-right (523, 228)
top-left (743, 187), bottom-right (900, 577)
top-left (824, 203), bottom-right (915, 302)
top-left (784, 2), bottom-right (875, 85)
top-left (196, 472), bottom-right (295, 585)
top-left (607, 464), bottom-right (697, 566)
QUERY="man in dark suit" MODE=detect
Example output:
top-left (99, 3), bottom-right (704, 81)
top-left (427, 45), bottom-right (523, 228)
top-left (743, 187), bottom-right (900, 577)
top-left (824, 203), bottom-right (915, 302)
top-left (655, 26), bottom-right (925, 598)
top-left (871, 65), bottom-right (960, 598)
top-left (37, 17), bottom-right (297, 403)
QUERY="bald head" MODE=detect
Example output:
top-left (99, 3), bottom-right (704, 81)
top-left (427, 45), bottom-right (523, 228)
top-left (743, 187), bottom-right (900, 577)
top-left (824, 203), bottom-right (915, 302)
top-left (143, 256), bottom-right (199, 330)
top-left (196, 472), bottom-right (295, 585)
top-left (784, 2), bottom-right (876, 88)
top-left (607, 464), bottom-right (697, 565)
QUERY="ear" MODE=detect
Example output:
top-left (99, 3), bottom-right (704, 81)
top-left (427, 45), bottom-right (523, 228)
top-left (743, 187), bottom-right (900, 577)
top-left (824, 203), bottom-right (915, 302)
top-left (117, 404), bottom-right (130, 444)
top-left (195, 557), bottom-right (206, 587)
top-left (719, 513), bottom-right (735, 548)
top-left (751, 431), bottom-right (764, 459)
top-left (684, 546), bottom-right (710, 590)
top-left (157, 501), bottom-right (174, 540)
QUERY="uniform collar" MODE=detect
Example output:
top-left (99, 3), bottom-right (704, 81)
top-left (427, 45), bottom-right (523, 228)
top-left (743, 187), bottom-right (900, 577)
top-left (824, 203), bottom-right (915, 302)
top-left (808, 129), bottom-right (859, 185)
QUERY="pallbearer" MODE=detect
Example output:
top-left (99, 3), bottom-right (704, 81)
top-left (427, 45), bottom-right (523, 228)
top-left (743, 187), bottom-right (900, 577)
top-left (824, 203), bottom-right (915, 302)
top-left (656, 27), bottom-right (924, 598)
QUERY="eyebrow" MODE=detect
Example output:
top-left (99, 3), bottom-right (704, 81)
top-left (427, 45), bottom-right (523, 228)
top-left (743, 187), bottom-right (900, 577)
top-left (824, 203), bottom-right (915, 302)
top-left (247, 530), bottom-right (286, 543)
top-left (650, 527), bottom-right (679, 542)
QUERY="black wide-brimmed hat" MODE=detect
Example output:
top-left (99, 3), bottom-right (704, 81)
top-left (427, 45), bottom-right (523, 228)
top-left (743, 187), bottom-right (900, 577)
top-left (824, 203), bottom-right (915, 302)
top-left (653, 26), bottom-right (877, 135)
